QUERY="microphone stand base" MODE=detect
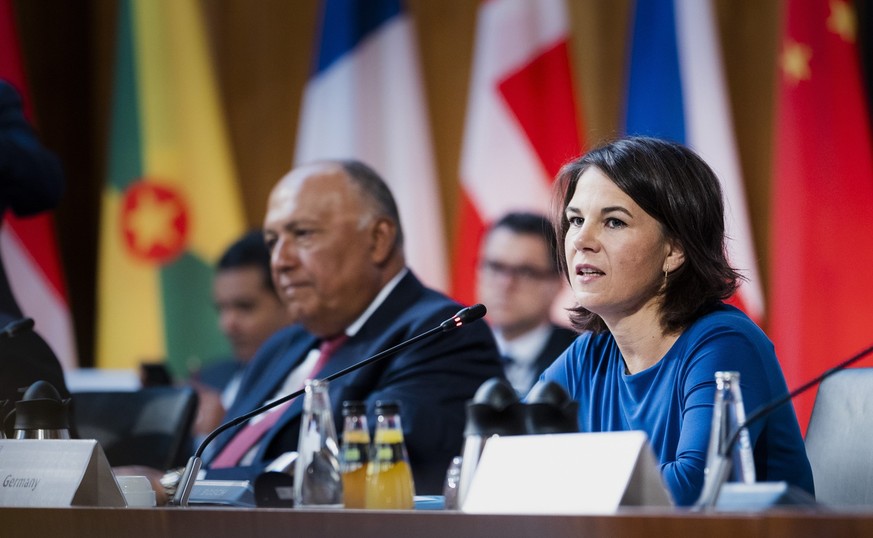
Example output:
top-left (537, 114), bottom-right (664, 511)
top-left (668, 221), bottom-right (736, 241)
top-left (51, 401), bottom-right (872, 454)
top-left (188, 479), bottom-right (255, 507)
top-left (710, 482), bottom-right (818, 512)
top-left (170, 456), bottom-right (201, 507)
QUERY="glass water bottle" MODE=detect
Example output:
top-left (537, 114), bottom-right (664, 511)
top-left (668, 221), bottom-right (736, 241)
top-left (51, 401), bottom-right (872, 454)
top-left (294, 379), bottom-right (343, 508)
top-left (364, 401), bottom-right (415, 509)
top-left (340, 400), bottom-right (370, 509)
top-left (704, 371), bottom-right (757, 484)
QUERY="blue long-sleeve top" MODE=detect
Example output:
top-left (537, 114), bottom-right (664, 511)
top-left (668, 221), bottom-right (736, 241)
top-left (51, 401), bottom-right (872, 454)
top-left (540, 304), bottom-right (815, 506)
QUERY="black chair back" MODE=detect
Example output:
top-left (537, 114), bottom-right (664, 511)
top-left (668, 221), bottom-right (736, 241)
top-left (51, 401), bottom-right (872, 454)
top-left (72, 386), bottom-right (198, 469)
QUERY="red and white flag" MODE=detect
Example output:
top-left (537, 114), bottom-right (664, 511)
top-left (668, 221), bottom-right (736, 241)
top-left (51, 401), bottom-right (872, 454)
top-left (0, 0), bottom-right (77, 369)
top-left (452, 0), bottom-right (584, 304)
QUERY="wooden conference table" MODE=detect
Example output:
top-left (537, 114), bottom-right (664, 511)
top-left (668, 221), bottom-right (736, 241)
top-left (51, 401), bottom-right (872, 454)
top-left (4, 505), bottom-right (873, 537)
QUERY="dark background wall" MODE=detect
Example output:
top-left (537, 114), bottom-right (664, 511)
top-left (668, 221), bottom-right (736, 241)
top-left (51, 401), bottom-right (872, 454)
top-left (11, 0), bottom-right (790, 366)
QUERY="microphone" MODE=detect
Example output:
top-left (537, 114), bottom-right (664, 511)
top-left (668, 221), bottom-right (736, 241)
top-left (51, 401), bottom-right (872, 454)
top-left (694, 340), bottom-right (873, 510)
top-left (440, 303), bottom-right (486, 331)
top-left (0, 317), bottom-right (34, 339)
top-left (171, 303), bottom-right (488, 507)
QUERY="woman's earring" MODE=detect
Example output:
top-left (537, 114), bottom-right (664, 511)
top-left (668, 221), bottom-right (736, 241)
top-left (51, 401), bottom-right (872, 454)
top-left (664, 266), bottom-right (669, 287)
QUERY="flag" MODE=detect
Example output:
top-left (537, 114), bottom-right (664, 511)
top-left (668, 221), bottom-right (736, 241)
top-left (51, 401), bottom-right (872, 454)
top-left (0, 0), bottom-right (77, 368)
top-left (770, 0), bottom-right (873, 430)
top-left (294, 0), bottom-right (447, 291)
top-left (453, 0), bottom-right (584, 305)
top-left (97, 0), bottom-right (245, 378)
top-left (623, 0), bottom-right (764, 324)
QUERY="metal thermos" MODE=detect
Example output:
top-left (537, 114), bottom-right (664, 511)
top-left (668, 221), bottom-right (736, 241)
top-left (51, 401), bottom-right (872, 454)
top-left (12, 380), bottom-right (71, 439)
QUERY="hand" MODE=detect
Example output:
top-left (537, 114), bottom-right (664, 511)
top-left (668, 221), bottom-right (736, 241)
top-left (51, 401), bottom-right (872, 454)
top-left (191, 381), bottom-right (227, 437)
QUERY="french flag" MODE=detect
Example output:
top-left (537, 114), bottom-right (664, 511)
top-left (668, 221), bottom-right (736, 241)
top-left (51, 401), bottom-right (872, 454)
top-left (624, 0), bottom-right (764, 323)
top-left (452, 0), bottom-right (584, 305)
top-left (294, 0), bottom-right (447, 291)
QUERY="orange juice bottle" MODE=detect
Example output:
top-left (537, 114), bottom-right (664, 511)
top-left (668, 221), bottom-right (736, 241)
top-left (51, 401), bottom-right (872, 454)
top-left (340, 401), bottom-right (370, 509)
top-left (364, 401), bottom-right (415, 509)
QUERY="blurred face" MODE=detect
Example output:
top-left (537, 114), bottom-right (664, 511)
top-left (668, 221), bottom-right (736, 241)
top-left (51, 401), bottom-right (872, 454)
top-left (213, 266), bottom-right (291, 361)
top-left (476, 227), bottom-right (562, 340)
top-left (263, 164), bottom-right (389, 337)
top-left (563, 167), bottom-right (683, 328)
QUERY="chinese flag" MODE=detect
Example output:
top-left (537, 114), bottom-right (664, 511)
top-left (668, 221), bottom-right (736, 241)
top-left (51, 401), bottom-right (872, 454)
top-left (770, 0), bottom-right (873, 432)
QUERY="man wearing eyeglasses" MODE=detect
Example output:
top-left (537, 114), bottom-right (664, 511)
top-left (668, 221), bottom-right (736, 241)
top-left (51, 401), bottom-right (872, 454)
top-left (476, 212), bottom-right (578, 396)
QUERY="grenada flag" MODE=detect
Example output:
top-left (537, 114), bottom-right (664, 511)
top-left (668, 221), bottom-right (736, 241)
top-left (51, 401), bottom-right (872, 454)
top-left (96, 0), bottom-right (245, 378)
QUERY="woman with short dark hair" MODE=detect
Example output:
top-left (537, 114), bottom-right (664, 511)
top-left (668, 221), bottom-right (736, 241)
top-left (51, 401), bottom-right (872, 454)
top-left (540, 137), bottom-right (814, 506)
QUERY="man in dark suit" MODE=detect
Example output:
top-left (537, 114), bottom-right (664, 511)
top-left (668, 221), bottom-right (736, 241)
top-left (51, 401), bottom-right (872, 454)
top-left (476, 212), bottom-right (577, 396)
top-left (188, 229), bottom-right (295, 440)
top-left (202, 160), bottom-right (503, 494)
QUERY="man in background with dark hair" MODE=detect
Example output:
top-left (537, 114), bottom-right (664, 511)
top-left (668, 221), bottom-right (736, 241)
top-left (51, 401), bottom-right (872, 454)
top-left (189, 229), bottom-right (296, 438)
top-left (476, 212), bottom-right (576, 396)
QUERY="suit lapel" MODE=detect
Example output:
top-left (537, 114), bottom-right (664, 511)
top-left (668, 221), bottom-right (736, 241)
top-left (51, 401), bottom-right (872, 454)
top-left (208, 333), bottom-right (317, 459)
top-left (256, 316), bottom-right (393, 453)
top-left (252, 272), bottom-right (427, 462)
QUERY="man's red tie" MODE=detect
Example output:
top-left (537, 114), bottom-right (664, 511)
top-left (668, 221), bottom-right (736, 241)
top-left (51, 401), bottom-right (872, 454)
top-left (209, 334), bottom-right (349, 468)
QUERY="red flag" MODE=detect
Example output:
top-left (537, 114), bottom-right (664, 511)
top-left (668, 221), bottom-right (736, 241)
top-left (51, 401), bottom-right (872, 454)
top-left (452, 0), bottom-right (584, 305)
top-left (0, 0), bottom-right (77, 368)
top-left (770, 0), bottom-right (873, 431)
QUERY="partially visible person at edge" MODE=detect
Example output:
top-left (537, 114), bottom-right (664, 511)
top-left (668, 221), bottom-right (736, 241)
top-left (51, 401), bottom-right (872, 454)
top-left (0, 80), bottom-right (68, 431)
top-left (538, 136), bottom-right (814, 506)
top-left (188, 229), bottom-right (296, 440)
top-left (476, 211), bottom-right (576, 396)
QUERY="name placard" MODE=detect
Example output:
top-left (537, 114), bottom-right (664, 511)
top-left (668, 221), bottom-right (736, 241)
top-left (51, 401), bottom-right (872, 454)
top-left (462, 431), bottom-right (672, 514)
top-left (0, 439), bottom-right (125, 507)
top-left (189, 480), bottom-right (255, 507)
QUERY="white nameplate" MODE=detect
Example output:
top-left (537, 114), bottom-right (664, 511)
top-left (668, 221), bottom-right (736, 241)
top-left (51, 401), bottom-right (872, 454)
top-left (0, 439), bottom-right (126, 507)
top-left (189, 480), bottom-right (255, 507)
top-left (462, 431), bottom-right (672, 514)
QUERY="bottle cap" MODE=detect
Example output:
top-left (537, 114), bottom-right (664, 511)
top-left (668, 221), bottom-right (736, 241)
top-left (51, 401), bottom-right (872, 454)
top-left (374, 400), bottom-right (400, 415)
top-left (342, 400), bottom-right (366, 416)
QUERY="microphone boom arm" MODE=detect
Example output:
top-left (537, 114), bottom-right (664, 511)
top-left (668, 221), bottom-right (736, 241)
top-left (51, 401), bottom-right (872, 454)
top-left (172, 304), bottom-right (486, 507)
top-left (695, 340), bottom-right (873, 509)
top-left (727, 341), bottom-right (873, 463)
